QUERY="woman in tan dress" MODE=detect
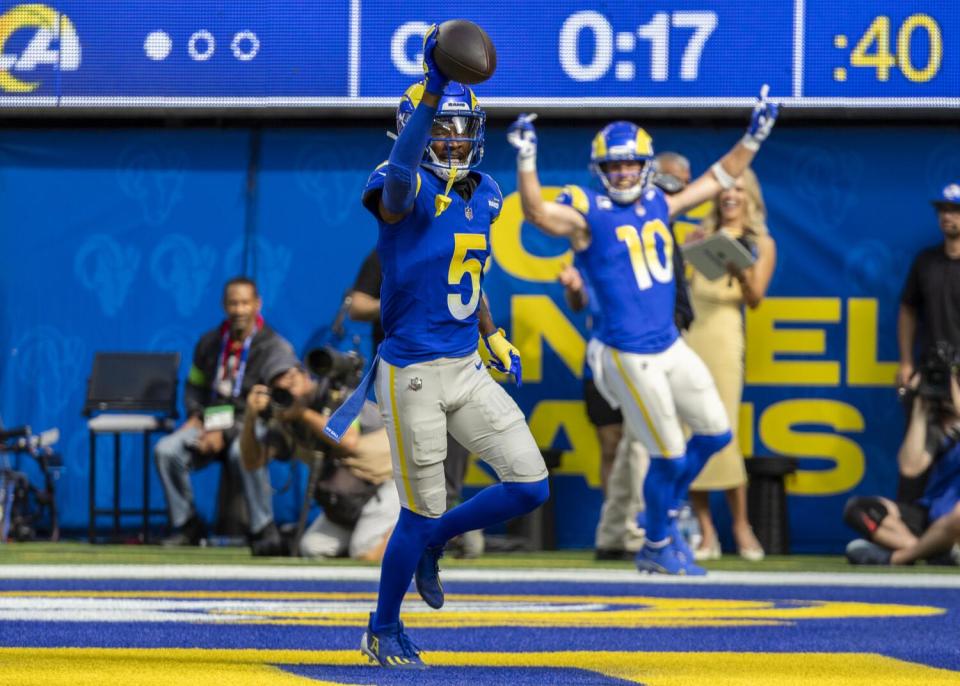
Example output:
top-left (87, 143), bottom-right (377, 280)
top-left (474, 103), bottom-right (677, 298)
top-left (684, 168), bottom-right (776, 561)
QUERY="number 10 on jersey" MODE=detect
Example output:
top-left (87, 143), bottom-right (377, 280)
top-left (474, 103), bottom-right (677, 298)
top-left (616, 220), bottom-right (674, 291)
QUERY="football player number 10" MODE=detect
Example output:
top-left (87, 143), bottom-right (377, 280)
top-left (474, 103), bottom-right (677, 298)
top-left (616, 220), bottom-right (674, 291)
top-left (448, 233), bottom-right (488, 320)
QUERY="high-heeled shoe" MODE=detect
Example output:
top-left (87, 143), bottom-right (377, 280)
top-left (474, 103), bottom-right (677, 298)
top-left (735, 528), bottom-right (766, 561)
top-left (738, 545), bottom-right (765, 562)
top-left (693, 539), bottom-right (721, 561)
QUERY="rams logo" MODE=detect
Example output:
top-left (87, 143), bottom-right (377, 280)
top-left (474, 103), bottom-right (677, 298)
top-left (0, 3), bottom-right (80, 93)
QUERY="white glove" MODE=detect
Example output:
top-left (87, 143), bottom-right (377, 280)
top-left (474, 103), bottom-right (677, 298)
top-left (507, 113), bottom-right (539, 171)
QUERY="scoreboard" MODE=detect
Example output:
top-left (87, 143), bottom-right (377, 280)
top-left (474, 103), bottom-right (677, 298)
top-left (0, 1), bottom-right (956, 111)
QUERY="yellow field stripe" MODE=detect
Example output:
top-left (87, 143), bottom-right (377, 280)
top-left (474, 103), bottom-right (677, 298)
top-left (388, 363), bottom-right (417, 513)
top-left (611, 349), bottom-right (672, 456)
top-left (2, 648), bottom-right (958, 686)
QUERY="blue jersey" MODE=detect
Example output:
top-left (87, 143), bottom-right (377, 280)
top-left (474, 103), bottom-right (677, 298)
top-left (560, 184), bottom-right (678, 354)
top-left (919, 439), bottom-right (960, 522)
top-left (362, 164), bottom-right (503, 367)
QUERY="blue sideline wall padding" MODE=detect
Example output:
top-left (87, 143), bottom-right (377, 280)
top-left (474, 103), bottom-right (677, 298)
top-left (1, 124), bottom-right (958, 551)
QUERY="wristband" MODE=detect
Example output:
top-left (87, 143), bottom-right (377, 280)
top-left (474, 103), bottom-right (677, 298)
top-left (740, 134), bottom-right (761, 152)
top-left (710, 161), bottom-right (736, 190)
top-left (518, 153), bottom-right (537, 173)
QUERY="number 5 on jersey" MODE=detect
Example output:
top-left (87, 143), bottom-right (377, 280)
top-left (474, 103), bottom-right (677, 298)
top-left (616, 220), bottom-right (674, 291)
top-left (448, 233), bottom-right (488, 320)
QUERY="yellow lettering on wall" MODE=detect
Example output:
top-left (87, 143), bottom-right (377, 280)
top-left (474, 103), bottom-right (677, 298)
top-left (739, 402), bottom-right (754, 457)
top-left (491, 190), bottom-right (572, 282)
top-left (759, 399), bottom-right (865, 495)
top-left (527, 400), bottom-right (601, 487)
top-left (745, 298), bottom-right (841, 386)
top-left (672, 199), bottom-right (712, 246)
top-left (846, 298), bottom-right (897, 386)
top-left (512, 295), bottom-right (586, 382)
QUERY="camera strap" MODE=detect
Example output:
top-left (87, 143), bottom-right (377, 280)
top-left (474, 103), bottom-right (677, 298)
top-left (324, 349), bottom-right (381, 443)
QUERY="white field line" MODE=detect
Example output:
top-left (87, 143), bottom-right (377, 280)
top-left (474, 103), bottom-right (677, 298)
top-left (1, 565), bottom-right (958, 588)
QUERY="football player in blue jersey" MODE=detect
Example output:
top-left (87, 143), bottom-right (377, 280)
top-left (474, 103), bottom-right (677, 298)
top-left (509, 88), bottom-right (779, 575)
top-left (326, 26), bottom-right (549, 669)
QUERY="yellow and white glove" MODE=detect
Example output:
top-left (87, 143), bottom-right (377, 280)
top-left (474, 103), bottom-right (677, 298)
top-left (480, 328), bottom-right (522, 386)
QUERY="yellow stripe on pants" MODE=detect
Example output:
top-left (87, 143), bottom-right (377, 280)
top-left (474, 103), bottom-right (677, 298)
top-left (388, 363), bottom-right (417, 513)
top-left (611, 349), bottom-right (670, 457)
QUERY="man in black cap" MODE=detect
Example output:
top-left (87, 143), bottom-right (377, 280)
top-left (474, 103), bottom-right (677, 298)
top-left (898, 183), bottom-right (960, 389)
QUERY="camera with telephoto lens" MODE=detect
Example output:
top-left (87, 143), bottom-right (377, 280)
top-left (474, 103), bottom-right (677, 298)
top-left (305, 346), bottom-right (365, 390)
top-left (258, 386), bottom-right (296, 419)
top-left (916, 341), bottom-right (959, 405)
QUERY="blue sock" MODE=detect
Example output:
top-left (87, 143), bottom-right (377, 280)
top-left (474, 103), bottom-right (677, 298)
top-left (372, 507), bottom-right (436, 631)
top-left (643, 456), bottom-right (686, 544)
top-left (427, 479), bottom-right (549, 547)
top-left (674, 431), bottom-right (733, 510)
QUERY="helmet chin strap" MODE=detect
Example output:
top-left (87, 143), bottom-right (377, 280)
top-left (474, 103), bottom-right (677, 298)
top-left (435, 173), bottom-right (459, 217)
top-left (425, 145), bottom-right (470, 216)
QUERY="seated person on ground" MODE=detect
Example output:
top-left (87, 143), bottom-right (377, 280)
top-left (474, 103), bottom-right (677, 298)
top-left (844, 348), bottom-right (960, 566)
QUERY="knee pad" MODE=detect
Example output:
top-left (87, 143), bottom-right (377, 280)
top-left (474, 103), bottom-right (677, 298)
top-left (504, 479), bottom-right (550, 512)
top-left (843, 496), bottom-right (888, 538)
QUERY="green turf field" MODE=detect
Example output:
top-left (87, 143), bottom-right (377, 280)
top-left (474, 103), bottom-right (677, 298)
top-left (1, 541), bottom-right (956, 573)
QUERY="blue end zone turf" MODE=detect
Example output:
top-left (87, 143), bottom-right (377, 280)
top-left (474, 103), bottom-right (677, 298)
top-left (281, 665), bottom-right (637, 685)
top-left (1, 572), bottom-right (959, 681)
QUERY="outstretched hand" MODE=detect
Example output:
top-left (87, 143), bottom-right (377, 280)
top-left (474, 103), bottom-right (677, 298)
top-left (507, 113), bottom-right (539, 163)
top-left (421, 24), bottom-right (449, 96)
top-left (743, 84), bottom-right (779, 151)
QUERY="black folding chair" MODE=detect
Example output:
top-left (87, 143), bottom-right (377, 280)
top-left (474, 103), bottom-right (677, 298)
top-left (84, 352), bottom-right (180, 542)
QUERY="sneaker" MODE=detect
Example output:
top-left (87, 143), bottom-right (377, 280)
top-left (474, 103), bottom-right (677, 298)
top-left (635, 542), bottom-right (690, 575)
top-left (845, 538), bottom-right (893, 565)
top-left (250, 521), bottom-right (286, 557)
top-left (360, 612), bottom-right (427, 670)
top-left (415, 544), bottom-right (445, 609)
top-left (160, 515), bottom-right (205, 547)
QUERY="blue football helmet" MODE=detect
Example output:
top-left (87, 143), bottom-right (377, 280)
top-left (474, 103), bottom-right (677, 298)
top-left (397, 81), bottom-right (485, 181)
top-left (589, 121), bottom-right (655, 204)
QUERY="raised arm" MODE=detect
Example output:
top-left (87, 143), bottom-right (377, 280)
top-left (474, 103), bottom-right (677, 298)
top-left (668, 85), bottom-right (780, 218)
top-left (508, 114), bottom-right (590, 249)
top-left (377, 26), bottom-right (449, 224)
top-left (897, 391), bottom-right (933, 479)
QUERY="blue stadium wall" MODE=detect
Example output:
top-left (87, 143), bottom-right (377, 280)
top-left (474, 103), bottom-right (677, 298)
top-left (1, 123), bottom-right (957, 553)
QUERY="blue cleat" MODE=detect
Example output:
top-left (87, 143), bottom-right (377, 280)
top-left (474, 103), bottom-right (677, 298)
top-left (666, 522), bottom-right (707, 575)
top-left (360, 612), bottom-right (427, 669)
top-left (415, 544), bottom-right (445, 609)
top-left (669, 520), bottom-right (695, 562)
top-left (673, 539), bottom-right (708, 576)
top-left (635, 542), bottom-right (690, 575)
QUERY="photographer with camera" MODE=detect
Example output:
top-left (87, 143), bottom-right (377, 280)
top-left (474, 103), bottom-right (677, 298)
top-left (897, 182), bottom-right (960, 389)
top-left (154, 277), bottom-right (295, 551)
top-left (844, 343), bottom-right (960, 566)
top-left (240, 350), bottom-right (399, 561)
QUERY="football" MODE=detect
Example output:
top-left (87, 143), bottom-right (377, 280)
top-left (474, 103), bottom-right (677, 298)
top-left (433, 20), bottom-right (497, 85)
